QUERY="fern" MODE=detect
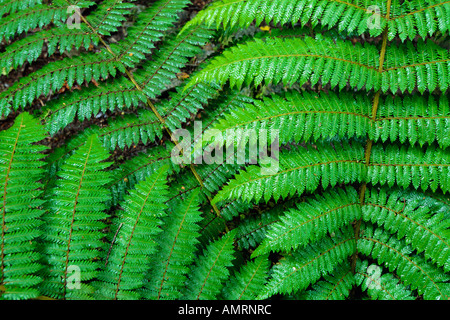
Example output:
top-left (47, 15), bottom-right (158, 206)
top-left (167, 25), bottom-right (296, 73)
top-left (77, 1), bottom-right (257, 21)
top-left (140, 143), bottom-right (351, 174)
top-left (182, 230), bottom-right (236, 300)
top-left (39, 134), bottom-right (112, 300)
top-left (0, 0), bottom-right (449, 302)
top-left (94, 166), bottom-right (169, 300)
top-left (144, 189), bottom-right (203, 300)
top-left (0, 113), bottom-right (47, 300)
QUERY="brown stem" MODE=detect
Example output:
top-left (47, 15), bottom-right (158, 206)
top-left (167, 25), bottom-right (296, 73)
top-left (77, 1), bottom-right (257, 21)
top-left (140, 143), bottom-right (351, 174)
top-left (351, 0), bottom-right (392, 274)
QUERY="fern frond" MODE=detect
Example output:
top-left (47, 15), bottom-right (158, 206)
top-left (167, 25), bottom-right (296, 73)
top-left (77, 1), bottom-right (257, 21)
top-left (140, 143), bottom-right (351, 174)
top-left (369, 143), bottom-right (450, 193)
top-left (0, 0), bottom-right (92, 41)
top-left (108, 0), bottom-right (192, 69)
top-left (387, 0), bottom-right (450, 41)
top-left (94, 166), bottom-right (169, 300)
top-left (355, 260), bottom-right (415, 300)
top-left (134, 25), bottom-right (214, 99)
top-left (162, 81), bottom-right (220, 132)
top-left (99, 111), bottom-right (163, 151)
top-left (358, 223), bottom-right (450, 300)
top-left (259, 225), bottom-right (355, 299)
top-left (109, 145), bottom-right (178, 206)
top-left (374, 94), bottom-right (450, 148)
top-left (0, 0), bottom-right (134, 75)
top-left (252, 187), bottom-right (361, 257)
top-left (188, 35), bottom-right (450, 94)
top-left (297, 262), bottom-right (354, 300)
top-left (184, 0), bottom-right (449, 41)
top-left (221, 254), bottom-right (269, 300)
top-left (234, 205), bottom-right (286, 250)
top-left (145, 189), bottom-right (203, 300)
top-left (213, 140), bottom-right (365, 204)
top-left (182, 0), bottom-right (387, 36)
top-left (39, 134), bottom-right (112, 300)
top-left (43, 77), bottom-right (144, 135)
top-left (182, 230), bottom-right (236, 300)
top-left (363, 187), bottom-right (450, 271)
top-left (86, 0), bottom-right (135, 37)
top-left (187, 35), bottom-right (380, 91)
top-left (0, 49), bottom-right (120, 116)
top-left (383, 40), bottom-right (450, 94)
top-left (0, 112), bottom-right (48, 300)
top-left (210, 91), bottom-right (450, 148)
top-left (0, 0), bottom-right (42, 18)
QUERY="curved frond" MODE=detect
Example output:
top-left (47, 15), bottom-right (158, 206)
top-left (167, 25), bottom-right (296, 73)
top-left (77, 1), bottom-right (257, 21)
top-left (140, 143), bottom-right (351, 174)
top-left (39, 134), bottom-right (112, 300)
top-left (358, 223), bottom-right (450, 300)
top-left (259, 226), bottom-right (355, 299)
top-left (0, 112), bottom-right (48, 300)
top-left (145, 189), bottom-right (203, 300)
top-left (94, 166), bottom-right (170, 300)
top-left (182, 230), bottom-right (236, 300)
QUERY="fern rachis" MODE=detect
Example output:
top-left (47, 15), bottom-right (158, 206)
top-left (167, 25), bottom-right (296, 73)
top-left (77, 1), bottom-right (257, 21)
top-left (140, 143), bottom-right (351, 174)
top-left (0, 0), bottom-right (449, 302)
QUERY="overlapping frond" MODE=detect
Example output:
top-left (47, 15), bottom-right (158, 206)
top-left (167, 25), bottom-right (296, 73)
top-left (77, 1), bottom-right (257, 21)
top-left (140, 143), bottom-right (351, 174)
top-left (94, 166), bottom-right (169, 300)
top-left (0, 112), bottom-right (48, 300)
top-left (259, 226), bottom-right (355, 298)
top-left (188, 35), bottom-right (450, 94)
top-left (0, 0), bottom-right (88, 41)
top-left (358, 223), bottom-right (450, 300)
top-left (184, 0), bottom-right (450, 40)
top-left (252, 187), bottom-right (361, 256)
top-left (182, 230), bottom-right (236, 300)
top-left (210, 91), bottom-right (450, 148)
top-left (145, 189), bottom-right (203, 300)
top-left (0, 0), bottom-right (135, 74)
top-left (39, 134), bottom-right (112, 300)
top-left (187, 35), bottom-right (380, 91)
top-left (297, 262), bottom-right (354, 300)
top-left (213, 140), bottom-right (365, 204)
top-left (355, 260), bottom-right (415, 300)
top-left (363, 187), bottom-right (450, 271)
top-left (221, 254), bottom-right (269, 300)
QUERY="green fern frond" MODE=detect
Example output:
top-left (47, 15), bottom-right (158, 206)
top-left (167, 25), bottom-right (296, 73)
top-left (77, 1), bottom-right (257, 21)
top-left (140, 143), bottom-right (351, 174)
top-left (182, 230), bottom-right (236, 300)
top-left (358, 223), bottom-right (450, 300)
top-left (0, 0), bottom-right (92, 41)
top-left (0, 49), bottom-right (120, 116)
top-left (0, 0), bottom-right (134, 74)
top-left (108, 0), bottom-right (192, 69)
top-left (145, 189), bottom-right (203, 300)
top-left (94, 166), bottom-right (169, 300)
top-left (221, 254), bottom-right (269, 300)
top-left (162, 81), bottom-right (221, 132)
top-left (213, 140), bottom-right (365, 204)
top-left (86, 0), bottom-right (136, 37)
top-left (387, 0), bottom-right (450, 41)
top-left (39, 134), bottom-right (112, 300)
top-left (109, 145), bottom-right (178, 206)
top-left (297, 262), bottom-right (354, 300)
top-left (259, 225), bottom-right (356, 299)
top-left (184, 0), bottom-right (450, 41)
top-left (0, 112), bottom-right (48, 300)
top-left (134, 25), bottom-right (214, 99)
top-left (188, 35), bottom-right (450, 94)
top-left (355, 260), bottom-right (415, 300)
top-left (383, 40), bottom-right (450, 94)
top-left (209, 91), bottom-right (450, 148)
top-left (234, 205), bottom-right (286, 250)
top-left (0, 0), bottom-right (42, 18)
top-left (363, 187), bottom-right (450, 271)
top-left (187, 35), bottom-right (380, 91)
top-left (369, 143), bottom-right (450, 193)
top-left (182, 0), bottom-right (387, 35)
top-left (252, 187), bottom-right (361, 257)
